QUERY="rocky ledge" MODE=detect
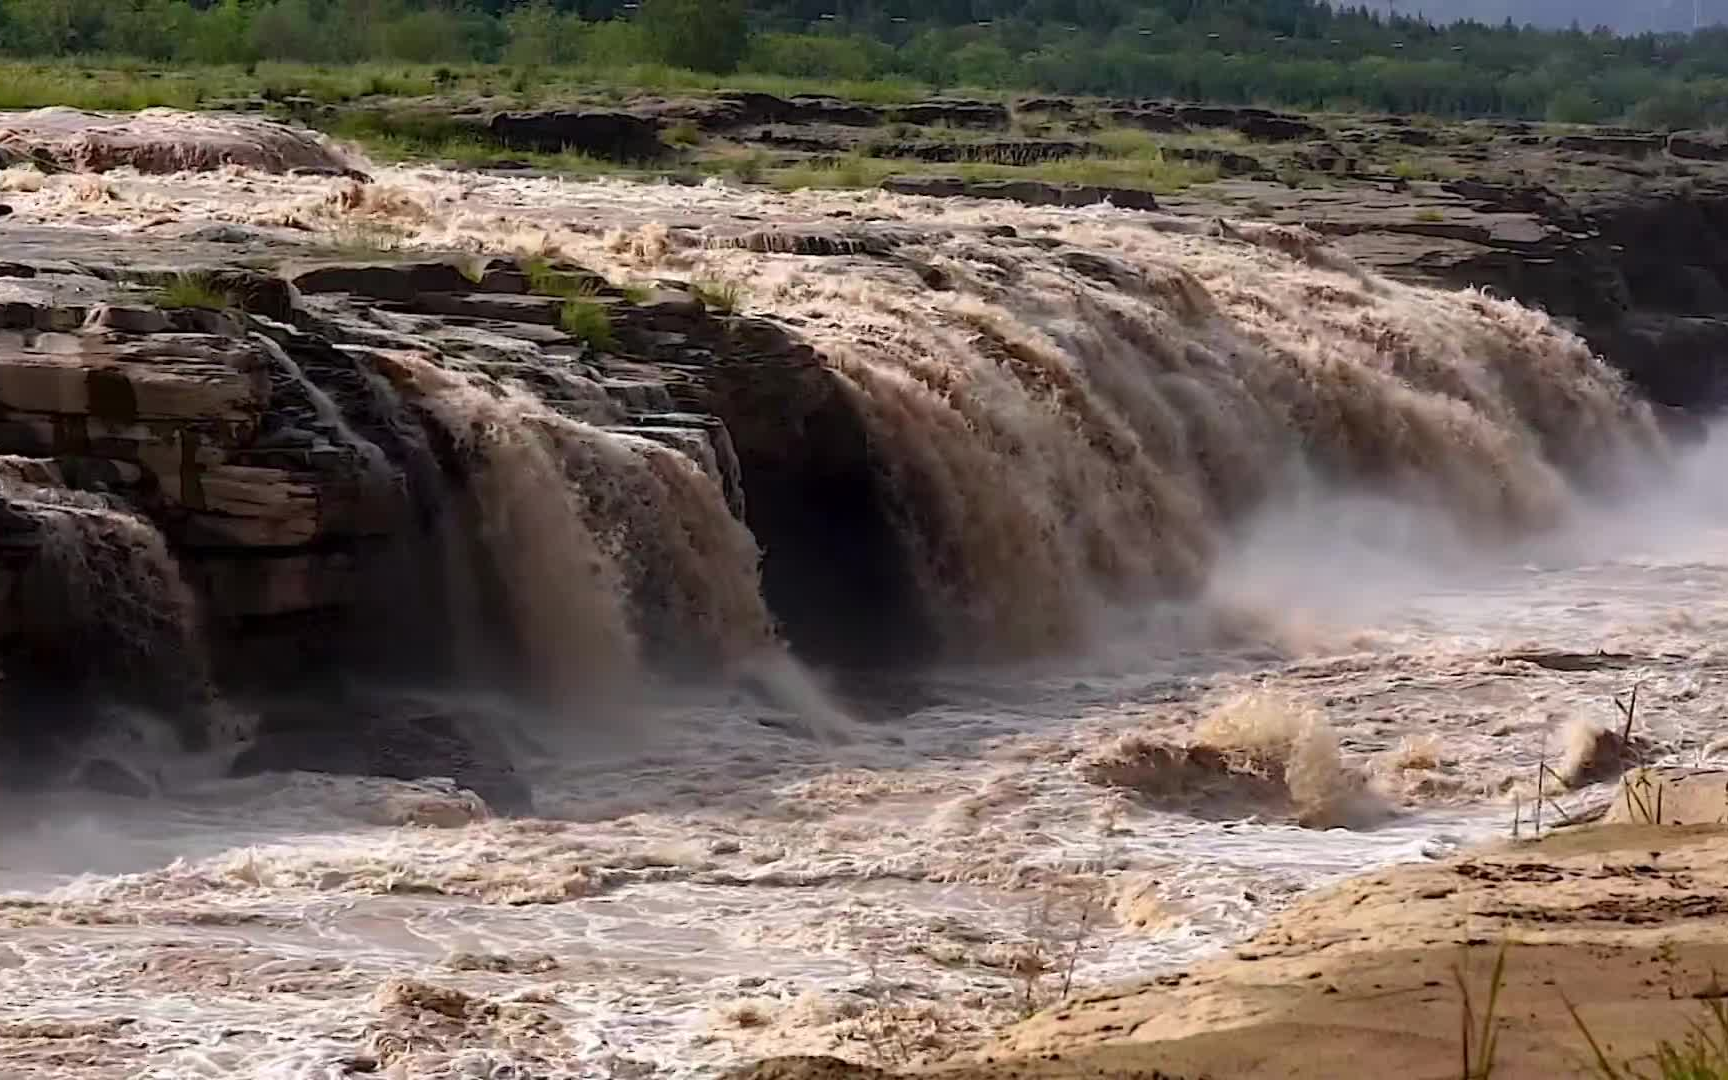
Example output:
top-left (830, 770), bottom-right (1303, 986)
top-left (319, 87), bottom-right (1728, 408)
top-left (0, 237), bottom-right (924, 799)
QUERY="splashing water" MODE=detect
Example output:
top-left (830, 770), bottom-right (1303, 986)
top-left (374, 350), bottom-right (777, 700)
top-left (0, 163), bottom-right (1719, 1080)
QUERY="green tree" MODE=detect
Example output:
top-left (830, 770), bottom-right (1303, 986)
top-left (505, 0), bottom-right (587, 65)
top-left (1546, 87), bottom-right (1604, 124)
top-left (248, 0), bottom-right (337, 62)
top-left (183, 0), bottom-right (255, 63)
top-left (638, 0), bottom-right (747, 72)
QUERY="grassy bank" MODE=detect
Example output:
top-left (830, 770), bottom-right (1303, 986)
top-left (0, 59), bottom-right (932, 114)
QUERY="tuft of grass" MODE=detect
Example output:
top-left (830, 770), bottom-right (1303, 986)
top-left (618, 282), bottom-right (654, 304)
top-left (1569, 988), bottom-right (1728, 1079)
top-left (691, 279), bottom-right (746, 315)
top-left (1455, 941), bottom-right (1510, 1080)
top-left (524, 257), bottom-right (603, 301)
top-left (1415, 208), bottom-right (1447, 223)
top-left (559, 298), bottom-right (614, 350)
top-left (153, 272), bottom-right (233, 311)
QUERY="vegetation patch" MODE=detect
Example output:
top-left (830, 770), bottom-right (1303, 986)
top-left (559, 299), bottom-right (614, 350)
top-left (152, 272), bottom-right (233, 311)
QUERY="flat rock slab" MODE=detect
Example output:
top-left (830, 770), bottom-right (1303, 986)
top-left (0, 107), bottom-right (353, 175)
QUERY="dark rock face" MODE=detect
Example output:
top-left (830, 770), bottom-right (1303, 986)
top-left (661, 92), bottom-right (882, 130)
top-left (870, 138), bottom-right (1086, 166)
top-left (488, 110), bottom-right (665, 161)
top-left (881, 175), bottom-right (1159, 211)
top-left (1165, 145), bottom-right (1265, 177)
top-left (1176, 104), bottom-right (1321, 141)
top-left (230, 699), bottom-right (534, 815)
top-left (0, 242), bottom-right (937, 792)
top-left (1669, 130), bottom-right (1728, 162)
top-left (887, 100), bottom-right (1010, 130)
top-left (1551, 133), bottom-right (1666, 158)
top-left (1359, 176), bottom-right (1728, 409)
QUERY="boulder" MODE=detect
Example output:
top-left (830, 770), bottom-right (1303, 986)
top-left (487, 110), bottom-right (665, 161)
top-left (0, 107), bottom-right (351, 175)
top-left (291, 261), bottom-right (479, 302)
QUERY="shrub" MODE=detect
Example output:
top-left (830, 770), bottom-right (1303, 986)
top-left (560, 299), bottom-right (614, 349)
top-left (639, 0), bottom-right (746, 74)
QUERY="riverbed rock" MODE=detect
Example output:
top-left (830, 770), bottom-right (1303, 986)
top-left (487, 109), bottom-right (665, 161)
top-left (0, 107), bottom-right (351, 174)
top-left (886, 99), bottom-right (1010, 130)
top-left (230, 699), bottom-right (534, 815)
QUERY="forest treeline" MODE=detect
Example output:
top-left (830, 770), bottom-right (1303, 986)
top-left (5, 0), bottom-right (1728, 126)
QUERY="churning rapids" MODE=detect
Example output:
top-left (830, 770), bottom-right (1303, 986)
top-left (2, 152), bottom-right (1728, 1080)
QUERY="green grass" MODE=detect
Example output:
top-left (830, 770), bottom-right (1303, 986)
top-left (771, 152), bottom-right (900, 191)
top-left (0, 57), bottom-right (932, 119)
top-left (524, 258), bottom-right (603, 301)
top-left (153, 272), bottom-right (233, 311)
top-left (1415, 208), bottom-right (1447, 223)
top-left (559, 298), bottom-right (615, 349)
top-left (1391, 155), bottom-right (1467, 181)
top-left (0, 63), bottom-right (208, 111)
top-left (1090, 126), bottom-right (1251, 157)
